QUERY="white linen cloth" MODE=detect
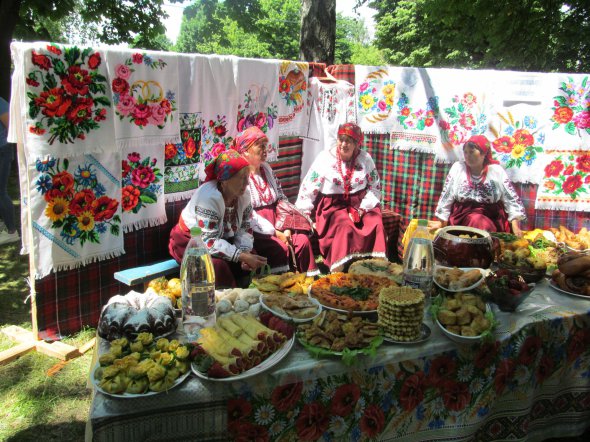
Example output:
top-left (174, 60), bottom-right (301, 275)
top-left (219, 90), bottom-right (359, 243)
top-left (301, 78), bottom-right (356, 180)
top-left (10, 42), bottom-right (116, 161)
top-left (434, 162), bottom-right (527, 222)
top-left (27, 152), bottom-right (124, 278)
top-left (277, 61), bottom-right (310, 137)
top-left (296, 148), bottom-right (381, 217)
top-left (235, 57), bottom-right (281, 162)
top-left (105, 48), bottom-right (181, 150)
top-left (180, 181), bottom-right (254, 262)
top-left (355, 65), bottom-right (398, 134)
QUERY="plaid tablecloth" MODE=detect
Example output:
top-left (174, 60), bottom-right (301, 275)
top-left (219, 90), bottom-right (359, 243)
top-left (87, 280), bottom-right (590, 442)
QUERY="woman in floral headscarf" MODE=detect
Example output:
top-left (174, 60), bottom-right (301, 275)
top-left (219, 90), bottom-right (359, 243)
top-left (433, 135), bottom-right (526, 235)
top-left (296, 122), bottom-right (387, 272)
top-left (234, 126), bottom-right (318, 276)
top-left (169, 149), bottom-right (267, 288)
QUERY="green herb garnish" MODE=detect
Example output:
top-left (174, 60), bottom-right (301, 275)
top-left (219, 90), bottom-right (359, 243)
top-left (330, 285), bottom-right (371, 301)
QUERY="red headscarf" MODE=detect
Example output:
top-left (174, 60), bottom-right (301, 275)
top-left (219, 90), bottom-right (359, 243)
top-left (232, 126), bottom-right (268, 153)
top-left (464, 135), bottom-right (499, 167)
top-left (204, 149), bottom-right (249, 183)
top-left (337, 122), bottom-right (363, 144)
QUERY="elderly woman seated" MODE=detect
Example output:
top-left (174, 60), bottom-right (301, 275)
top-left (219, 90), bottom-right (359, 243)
top-left (169, 149), bottom-right (267, 287)
top-left (234, 126), bottom-right (318, 276)
top-left (296, 122), bottom-right (387, 272)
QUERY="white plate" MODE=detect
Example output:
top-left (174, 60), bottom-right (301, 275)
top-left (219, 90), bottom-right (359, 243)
top-left (259, 294), bottom-right (322, 323)
top-left (436, 303), bottom-right (492, 344)
top-left (433, 266), bottom-right (486, 292)
top-left (92, 365), bottom-right (190, 398)
top-left (191, 334), bottom-right (295, 382)
top-left (548, 280), bottom-right (590, 300)
top-left (382, 323), bottom-right (431, 345)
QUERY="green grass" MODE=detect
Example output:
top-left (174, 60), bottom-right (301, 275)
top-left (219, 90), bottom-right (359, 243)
top-left (0, 162), bottom-right (93, 442)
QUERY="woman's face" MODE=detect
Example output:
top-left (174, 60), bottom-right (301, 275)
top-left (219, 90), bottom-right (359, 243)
top-left (337, 135), bottom-right (358, 162)
top-left (463, 143), bottom-right (485, 171)
top-left (243, 139), bottom-right (268, 169)
top-left (221, 167), bottom-right (250, 200)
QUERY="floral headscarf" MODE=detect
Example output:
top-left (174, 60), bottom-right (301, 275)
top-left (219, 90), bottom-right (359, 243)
top-left (232, 126), bottom-right (268, 154)
top-left (204, 149), bottom-right (249, 182)
top-left (337, 122), bottom-right (363, 144)
top-left (464, 135), bottom-right (499, 167)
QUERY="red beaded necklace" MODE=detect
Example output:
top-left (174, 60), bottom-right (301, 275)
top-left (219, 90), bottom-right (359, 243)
top-left (250, 167), bottom-right (274, 204)
top-left (336, 148), bottom-right (359, 199)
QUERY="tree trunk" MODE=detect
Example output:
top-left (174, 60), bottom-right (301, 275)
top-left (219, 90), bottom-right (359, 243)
top-left (0, 0), bottom-right (21, 100)
top-left (299, 0), bottom-right (335, 64)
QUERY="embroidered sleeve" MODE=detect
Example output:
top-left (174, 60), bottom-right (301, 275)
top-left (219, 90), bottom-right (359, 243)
top-left (296, 161), bottom-right (324, 216)
top-left (359, 154), bottom-right (381, 210)
top-left (499, 170), bottom-right (527, 221)
top-left (233, 203), bottom-right (255, 256)
top-left (435, 163), bottom-right (460, 221)
top-left (195, 205), bottom-right (241, 261)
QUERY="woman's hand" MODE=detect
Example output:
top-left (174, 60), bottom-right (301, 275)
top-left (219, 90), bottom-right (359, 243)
top-left (239, 252), bottom-right (267, 271)
top-left (511, 220), bottom-right (523, 237)
top-left (429, 220), bottom-right (447, 230)
top-left (276, 229), bottom-right (292, 245)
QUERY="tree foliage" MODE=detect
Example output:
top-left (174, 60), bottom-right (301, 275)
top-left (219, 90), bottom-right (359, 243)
top-left (370, 0), bottom-right (590, 72)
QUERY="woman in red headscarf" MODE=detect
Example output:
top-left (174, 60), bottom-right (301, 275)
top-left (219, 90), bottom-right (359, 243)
top-left (433, 135), bottom-right (526, 235)
top-left (169, 149), bottom-right (267, 288)
top-left (234, 126), bottom-right (318, 276)
top-left (296, 122), bottom-right (387, 272)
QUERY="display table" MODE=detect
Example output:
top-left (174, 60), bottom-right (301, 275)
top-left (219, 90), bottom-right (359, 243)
top-left (86, 280), bottom-right (590, 442)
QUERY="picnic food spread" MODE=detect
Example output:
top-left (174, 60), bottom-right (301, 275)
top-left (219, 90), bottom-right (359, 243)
top-left (378, 286), bottom-right (425, 341)
top-left (434, 267), bottom-right (483, 290)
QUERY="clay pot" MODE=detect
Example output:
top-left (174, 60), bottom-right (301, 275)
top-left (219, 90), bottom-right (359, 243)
top-left (433, 226), bottom-right (494, 269)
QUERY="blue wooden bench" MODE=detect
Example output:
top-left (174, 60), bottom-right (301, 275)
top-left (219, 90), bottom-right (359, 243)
top-left (114, 259), bottom-right (180, 287)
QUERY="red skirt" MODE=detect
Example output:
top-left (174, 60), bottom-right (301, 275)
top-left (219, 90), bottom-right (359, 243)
top-left (449, 200), bottom-right (511, 233)
top-left (254, 204), bottom-right (318, 275)
top-left (168, 218), bottom-right (250, 288)
top-left (314, 191), bottom-right (386, 271)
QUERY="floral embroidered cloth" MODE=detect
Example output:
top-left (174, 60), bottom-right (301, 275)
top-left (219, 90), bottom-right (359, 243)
top-left (105, 49), bottom-right (181, 150)
top-left (301, 78), bottom-right (356, 180)
top-left (11, 42), bottom-right (115, 161)
top-left (487, 103), bottom-right (548, 184)
top-left (277, 61), bottom-right (310, 137)
top-left (121, 146), bottom-right (166, 232)
top-left (28, 153), bottom-right (123, 278)
top-left (236, 58), bottom-right (280, 162)
top-left (355, 65), bottom-right (397, 134)
top-left (535, 150), bottom-right (590, 211)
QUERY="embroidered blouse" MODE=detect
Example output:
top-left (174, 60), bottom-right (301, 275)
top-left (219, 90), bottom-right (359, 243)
top-left (181, 181), bottom-right (254, 262)
top-left (435, 162), bottom-right (526, 222)
top-left (248, 162), bottom-right (287, 236)
top-left (295, 148), bottom-right (382, 217)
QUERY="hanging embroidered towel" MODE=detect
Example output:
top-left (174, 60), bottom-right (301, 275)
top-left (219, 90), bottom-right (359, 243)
top-left (16, 42), bottom-right (115, 161)
top-left (543, 73), bottom-right (590, 151)
top-left (301, 78), bottom-right (356, 180)
top-left (28, 152), bottom-right (124, 279)
top-left (197, 54), bottom-right (239, 180)
top-left (355, 65), bottom-right (397, 134)
top-left (105, 49), bottom-right (181, 150)
top-left (121, 145), bottom-right (166, 232)
top-left (236, 57), bottom-right (280, 161)
top-left (389, 67), bottom-right (441, 154)
top-left (277, 60), bottom-right (310, 137)
top-left (428, 68), bottom-right (496, 164)
top-left (535, 150), bottom-right (590, 211)
top-left (487, 103), bottom-right (549, 184)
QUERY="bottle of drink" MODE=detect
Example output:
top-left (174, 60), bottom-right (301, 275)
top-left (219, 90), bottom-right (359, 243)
top-left (403, 219), bottom-right (434, 302)
top-left (180, 227), bottom-right (216, 341)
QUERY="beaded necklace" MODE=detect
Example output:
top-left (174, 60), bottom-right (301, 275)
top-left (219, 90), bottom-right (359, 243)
top-left (336, 148), bottom-right (359, 199)
top-left (250, 167), bottom-right (274, 204)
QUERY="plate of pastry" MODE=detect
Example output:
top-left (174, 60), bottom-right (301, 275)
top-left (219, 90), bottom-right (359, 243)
top-left (433, 266), bottom-right (486, 292)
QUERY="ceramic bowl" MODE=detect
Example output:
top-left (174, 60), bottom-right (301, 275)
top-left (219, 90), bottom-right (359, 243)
top-left (433, 226), bottom-right (494, 269)
top-left (489, 282), bottom-right (535, 312)
top-left (436, 303), bottom-right (492, 344)
top-left (497, 262), bottom-right (546, 284)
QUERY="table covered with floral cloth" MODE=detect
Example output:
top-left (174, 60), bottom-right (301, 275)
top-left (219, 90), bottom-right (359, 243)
top-left (86, 280), bottom-right (590, 442)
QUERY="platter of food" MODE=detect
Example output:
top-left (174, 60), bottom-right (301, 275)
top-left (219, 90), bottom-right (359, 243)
top-left (548, 280), bottom-right (590, 300)
top-left (92, 333), bottom-right (192, 397)
top-left (433, 266), bottom-right (486, 292)
top-left (259, 292), bottom-right (321, 323)
top-left (190, 312), bottom-right (295, 381)
top-left (348, 258), bottom-right (404, 283)
top-left (251, 272), bottom-right (315, 297)
top-left (309, 272), bottom-right (398, 313)
top-left (297, 310), bottom-right (382, 364)
top-left (382, 323), bottom-right (431, 345)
